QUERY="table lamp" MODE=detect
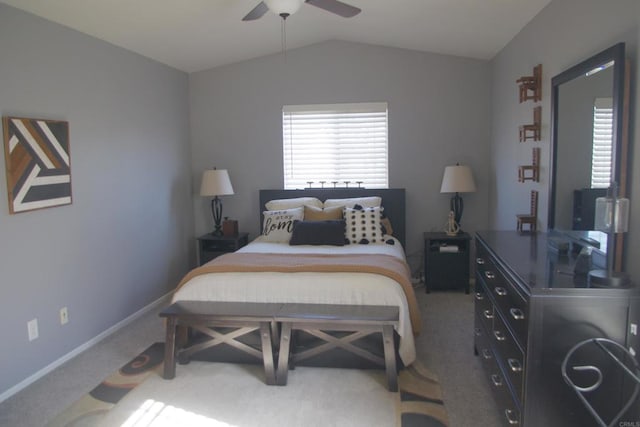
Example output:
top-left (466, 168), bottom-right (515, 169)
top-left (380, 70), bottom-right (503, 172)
top-left (200, 168), bottom-right (234, 236)
top-left (440, 164), bottom-right (476, 229)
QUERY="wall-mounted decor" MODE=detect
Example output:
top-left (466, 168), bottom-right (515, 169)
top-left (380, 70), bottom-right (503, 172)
top-left (516, 64), bottom-right (542, 103)
top-left (516, 190), bottom-right (538, 232)
top-left (2, 116), bottom-right (72, 214)
top-left (518, 147), bottom-right (540, 183)
top-left (519, 106), bottom-right (542, 142)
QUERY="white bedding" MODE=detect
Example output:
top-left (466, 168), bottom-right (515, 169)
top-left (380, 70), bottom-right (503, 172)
top-left (172, 236), bottom-right (416, 365)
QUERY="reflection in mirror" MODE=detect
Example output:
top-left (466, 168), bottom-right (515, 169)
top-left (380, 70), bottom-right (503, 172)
top-left (555, 66), bottom-right (612, 230)
top-left (549, 43), bottom-right (628, 271)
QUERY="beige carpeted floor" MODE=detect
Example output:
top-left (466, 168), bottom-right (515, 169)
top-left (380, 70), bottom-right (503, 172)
top-left (99, 362), bottom-right (397, 427)
top-left (46, 340), bottom-right (451, 427)
top-left (0, 289), bottom-right (502, 427)
top-left (415, 290), bottom-right (502, 426)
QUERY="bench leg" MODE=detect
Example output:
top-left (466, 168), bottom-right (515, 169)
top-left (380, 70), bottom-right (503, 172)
top-left (260, 322), bottom-right (277, 385)
top-left (276, 322), bottom-right (292, 385)
top-left (163, 316), bottom-right (177, 379)
top-left (382, 324), bottom-right (398, 392)
top-left (176, 325), bottom-right (189, 349)
top-left (270, 320), bottom-right (280, 349)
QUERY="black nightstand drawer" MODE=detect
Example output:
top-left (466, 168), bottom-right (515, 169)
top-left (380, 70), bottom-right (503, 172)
top-left (196, 232), bottom-right (249, 266)
top-left (201, 240), bottom-right (240, 252)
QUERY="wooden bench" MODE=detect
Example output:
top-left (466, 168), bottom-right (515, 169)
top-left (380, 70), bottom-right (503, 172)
top-left (274, 303), bottom-right (400, 391)
top-left (160, 301), bottom-right (400, 391)
top-left (159, 301), bottom-right (281, 385)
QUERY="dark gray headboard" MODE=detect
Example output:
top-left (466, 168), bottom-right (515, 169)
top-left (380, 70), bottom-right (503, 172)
top-left (259, 188), bottom-right (406, 248)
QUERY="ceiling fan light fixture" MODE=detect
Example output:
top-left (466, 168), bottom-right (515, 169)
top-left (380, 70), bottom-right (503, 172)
top-left (265, 0), bottom-right (304, 16)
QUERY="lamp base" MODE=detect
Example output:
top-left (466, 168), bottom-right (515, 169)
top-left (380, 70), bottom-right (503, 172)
top-left (450, 193), bottom-right (464, 227)
top-left (587, 269), bottom-right (632, 288)
top-left (210, 196), bottom-right (223, 237)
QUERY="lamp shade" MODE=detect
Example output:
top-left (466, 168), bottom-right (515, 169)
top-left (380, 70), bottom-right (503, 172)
top-left (200, 169), bottom-right (234, 197)
top-left (265, 0), bottom-right (304, 15)
top-left (440, 165), bottom-right (477, 193)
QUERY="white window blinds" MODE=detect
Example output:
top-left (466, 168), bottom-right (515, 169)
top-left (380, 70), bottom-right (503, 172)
top-left (282, 102), bottom-right (389, 190)
top-left (591, 97), bottom-right (613, 188)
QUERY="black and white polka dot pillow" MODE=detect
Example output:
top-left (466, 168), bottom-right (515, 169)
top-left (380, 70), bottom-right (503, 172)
top-left (344, 206), bottom-right (383, 244)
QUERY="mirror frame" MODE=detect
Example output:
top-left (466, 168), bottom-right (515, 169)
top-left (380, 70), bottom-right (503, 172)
top-left (549, 42), bottom-right (629, 270)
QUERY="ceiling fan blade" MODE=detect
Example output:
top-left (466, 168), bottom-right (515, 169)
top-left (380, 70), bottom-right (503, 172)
top-left (242, 2), bottom-right (269, 21)
top-left (305, 0), bottom-right (361, 18)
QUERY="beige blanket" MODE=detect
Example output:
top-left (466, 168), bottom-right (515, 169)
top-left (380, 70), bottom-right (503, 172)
top-left (175, 252), bottom-right (422, 335)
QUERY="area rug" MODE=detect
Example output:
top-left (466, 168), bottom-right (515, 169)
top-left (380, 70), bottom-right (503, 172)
top-left (47, 343), bottom-right (449, 427)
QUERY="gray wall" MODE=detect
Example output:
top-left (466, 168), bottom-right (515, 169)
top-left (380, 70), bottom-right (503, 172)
top-left (489, 0), bottom-right (639, 278)
top-left (189, 40), bottom-right (492, 269)
top-left (0, 5), bottom-right (193, 396)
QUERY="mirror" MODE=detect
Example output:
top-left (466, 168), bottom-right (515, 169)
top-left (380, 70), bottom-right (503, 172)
top-left (549, 42), bottom-right (629, 270)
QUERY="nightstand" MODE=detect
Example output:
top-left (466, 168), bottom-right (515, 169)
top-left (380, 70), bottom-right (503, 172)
top-left (196, 232), bottom-right (249, 266)
top-left (423, 231), bottom-right (471, 293)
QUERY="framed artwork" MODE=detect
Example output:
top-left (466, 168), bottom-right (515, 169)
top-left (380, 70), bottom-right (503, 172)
top-left (2, 116), bottom-right (72, 214)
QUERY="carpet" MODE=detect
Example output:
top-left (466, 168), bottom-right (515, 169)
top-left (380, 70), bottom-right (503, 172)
top-left (47, 343), bottom-right (449, 427)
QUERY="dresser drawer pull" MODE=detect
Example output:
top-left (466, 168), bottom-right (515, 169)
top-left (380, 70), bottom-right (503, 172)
top-left (491, 374), bottom-right (503, 387)
top-left (483, 309), bottom-right (494, 319)
top-left (495, 287), bottom-right (507, 296)
top-left (510, 308), bottom-right (525, 320)
top-left (493, 330), bottom-right (506, 341)
top-left (508, 358), bottom-right (523, 373)
top-left (504, 409), bottom-right (519, 425)
top-left (484, 271), bottom-right (495, 280)
top-left (475, 292), bottom-right (484, 301)
top-left (476, 257), bottom-right (485, 265)
top-left (482, 349), bottom-right (492, 359)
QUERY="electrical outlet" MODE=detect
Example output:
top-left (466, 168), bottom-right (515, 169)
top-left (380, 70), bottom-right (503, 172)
top-left (60, 307), bottom-right (69, 325)
top-left (27, 318), bottom-right (39, 341)
top-left (631, 323), bottom-right (638, 336)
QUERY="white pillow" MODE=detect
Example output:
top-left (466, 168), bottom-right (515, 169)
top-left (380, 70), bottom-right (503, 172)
top-left (265, 197), bottom-right (323, 211)
top-left (262, 207), bottom-right (304, 243)
top-left (343, 206), bottom-right (383, 244)
top-left (324, 196), bottom-right (382, 209)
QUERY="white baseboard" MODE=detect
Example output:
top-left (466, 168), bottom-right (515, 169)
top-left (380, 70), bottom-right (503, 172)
top-left (0, 292), bottom-right (171, 403)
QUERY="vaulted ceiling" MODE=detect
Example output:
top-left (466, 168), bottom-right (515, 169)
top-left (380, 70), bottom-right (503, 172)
top-left (1, 0), bottom-right (551, 73)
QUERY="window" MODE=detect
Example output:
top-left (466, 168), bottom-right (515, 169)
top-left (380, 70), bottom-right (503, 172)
top-left (591, 97), bottom-right (613, 188)
top-left (282, 102), bottom-right (388, 189)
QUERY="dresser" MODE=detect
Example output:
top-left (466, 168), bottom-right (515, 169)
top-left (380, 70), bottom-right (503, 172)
top-left (474, 231), bottom-right (639, 427)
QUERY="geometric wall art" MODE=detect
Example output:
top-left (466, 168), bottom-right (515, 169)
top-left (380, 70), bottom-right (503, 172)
top-left (2, 116), bottom-right (72, 214)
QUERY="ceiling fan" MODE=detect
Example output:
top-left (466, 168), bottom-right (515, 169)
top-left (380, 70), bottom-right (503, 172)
top-left (242, 0), bottom-right (361, 21)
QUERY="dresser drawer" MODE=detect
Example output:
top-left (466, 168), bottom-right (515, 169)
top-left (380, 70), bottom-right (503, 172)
top-left (475, 244), bottom-right (498, 280)
top-left (491, 308), bottom-right (525, 404)
top-left (474, 312), bottom-right (494, 365)
top-left (475, 246), bottom-right (528, 348)
top-left (475, 320), bottom-right (522, 427)
top-left (474, 281), bottom-right (494, 333)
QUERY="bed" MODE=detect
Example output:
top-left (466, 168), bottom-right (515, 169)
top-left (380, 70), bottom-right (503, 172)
top-left (171, 188), bottom-right (420, 368)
